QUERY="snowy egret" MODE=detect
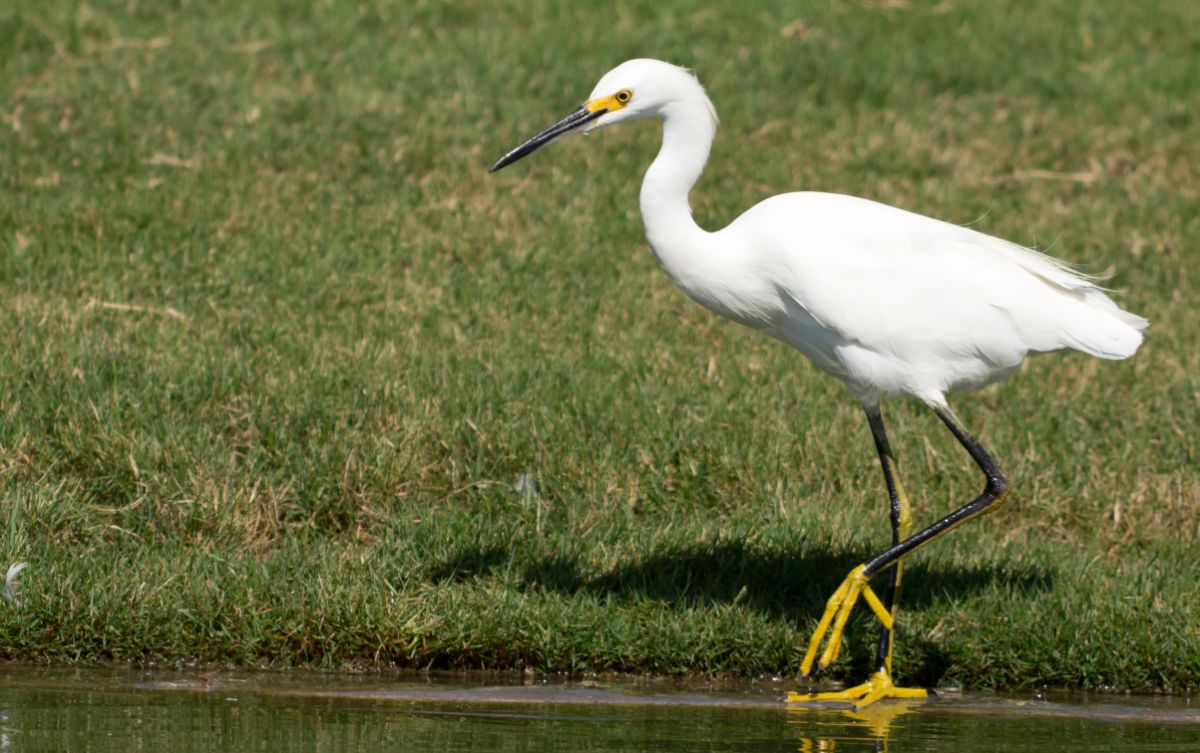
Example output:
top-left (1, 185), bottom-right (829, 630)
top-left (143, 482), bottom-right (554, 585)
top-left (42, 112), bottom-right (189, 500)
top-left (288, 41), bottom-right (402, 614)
top-left (489, 59), bottom-right (1146, 707)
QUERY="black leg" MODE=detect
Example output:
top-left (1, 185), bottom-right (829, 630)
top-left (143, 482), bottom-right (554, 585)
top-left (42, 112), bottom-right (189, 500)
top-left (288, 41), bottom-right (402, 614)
top-left (861, 404), bottom-right (1009, 579)
top-left (864, 405), bottom-right (909, 674)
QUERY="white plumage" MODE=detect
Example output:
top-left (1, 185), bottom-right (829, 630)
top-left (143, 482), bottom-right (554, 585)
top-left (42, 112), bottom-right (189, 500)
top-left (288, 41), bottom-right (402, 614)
top-left (686, 191), bottom-right (1145, 404)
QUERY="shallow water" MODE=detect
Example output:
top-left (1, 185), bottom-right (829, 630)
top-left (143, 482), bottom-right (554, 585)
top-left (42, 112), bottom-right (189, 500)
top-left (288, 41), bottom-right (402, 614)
top-left (1, 666), bottom-right (1196, 752)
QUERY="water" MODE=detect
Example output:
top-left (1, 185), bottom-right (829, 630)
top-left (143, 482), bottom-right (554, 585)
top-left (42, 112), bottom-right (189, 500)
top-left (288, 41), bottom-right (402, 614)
top-left (1, 666), bottom-right (1196, 752)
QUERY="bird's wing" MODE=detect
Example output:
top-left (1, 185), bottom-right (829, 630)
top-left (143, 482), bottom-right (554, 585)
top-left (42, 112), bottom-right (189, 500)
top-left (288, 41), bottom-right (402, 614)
top-left (734, 193), bottom-right (1144, 368)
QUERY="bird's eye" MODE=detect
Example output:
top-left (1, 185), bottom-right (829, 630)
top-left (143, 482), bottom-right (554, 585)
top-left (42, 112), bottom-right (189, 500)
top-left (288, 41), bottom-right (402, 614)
top-left (615, 89), bottom-right (632, 104)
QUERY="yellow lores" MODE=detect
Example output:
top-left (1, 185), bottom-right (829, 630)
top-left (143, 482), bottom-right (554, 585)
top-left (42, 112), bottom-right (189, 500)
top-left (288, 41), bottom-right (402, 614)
top-left (588, 88), bottom-right (632, 113)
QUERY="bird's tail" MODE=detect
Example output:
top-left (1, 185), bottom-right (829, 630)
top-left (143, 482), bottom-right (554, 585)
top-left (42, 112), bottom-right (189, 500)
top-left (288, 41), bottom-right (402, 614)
top-left (1056, 288), bottom-right (1147, 360)
top-left (984, 237), bottom-right (1148, 360)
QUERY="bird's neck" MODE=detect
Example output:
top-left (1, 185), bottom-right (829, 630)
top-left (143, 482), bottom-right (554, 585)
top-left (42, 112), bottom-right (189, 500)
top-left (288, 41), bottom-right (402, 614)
top-left (639, 99), bottom-right (716, 262)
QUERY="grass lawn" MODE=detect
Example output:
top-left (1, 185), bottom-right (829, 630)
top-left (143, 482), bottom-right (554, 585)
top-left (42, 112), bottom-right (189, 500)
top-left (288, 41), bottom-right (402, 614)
top-left (1, 0), bottom-right (1197, 691)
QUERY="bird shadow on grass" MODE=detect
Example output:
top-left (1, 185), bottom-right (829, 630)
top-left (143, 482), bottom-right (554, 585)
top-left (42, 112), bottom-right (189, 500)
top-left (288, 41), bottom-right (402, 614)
top-left (428, 535), bottom-right (1054, 621)
top-left (426, 544), bottom-right (515, 583)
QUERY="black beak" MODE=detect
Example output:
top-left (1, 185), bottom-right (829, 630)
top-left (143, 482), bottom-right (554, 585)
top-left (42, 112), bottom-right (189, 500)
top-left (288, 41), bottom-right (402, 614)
top-left (489, 103), bottom-right (606, 173)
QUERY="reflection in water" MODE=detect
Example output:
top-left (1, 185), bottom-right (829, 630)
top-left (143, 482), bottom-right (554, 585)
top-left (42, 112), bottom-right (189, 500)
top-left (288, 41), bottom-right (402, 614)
top-left (788, 699), bottom-right (923, 752)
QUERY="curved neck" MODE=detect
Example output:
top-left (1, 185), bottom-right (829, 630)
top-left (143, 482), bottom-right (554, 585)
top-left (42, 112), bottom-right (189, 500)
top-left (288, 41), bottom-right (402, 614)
top-left (639, 98), bottom-right (717, 255)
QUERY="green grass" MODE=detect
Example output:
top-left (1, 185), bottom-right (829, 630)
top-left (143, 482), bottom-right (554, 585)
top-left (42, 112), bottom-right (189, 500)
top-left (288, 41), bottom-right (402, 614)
top-left (1, 0), bottom-right (1198, 692)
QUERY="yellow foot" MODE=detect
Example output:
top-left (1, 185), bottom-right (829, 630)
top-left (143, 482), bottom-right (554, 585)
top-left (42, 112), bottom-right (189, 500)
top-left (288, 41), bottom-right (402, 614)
top-left (799, 564), bottom-right (893, 676)
top-left (786, 669), bottom-right (927, 710)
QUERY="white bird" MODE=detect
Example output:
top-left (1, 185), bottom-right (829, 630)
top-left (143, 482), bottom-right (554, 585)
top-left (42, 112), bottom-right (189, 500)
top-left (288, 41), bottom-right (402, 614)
top-left (489, 58), bottom-right (1146, 708)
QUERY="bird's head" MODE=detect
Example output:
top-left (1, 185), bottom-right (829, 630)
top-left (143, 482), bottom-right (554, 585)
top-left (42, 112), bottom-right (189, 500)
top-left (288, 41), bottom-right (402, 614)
top-left (489, 59), bottom-right (711, 173)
